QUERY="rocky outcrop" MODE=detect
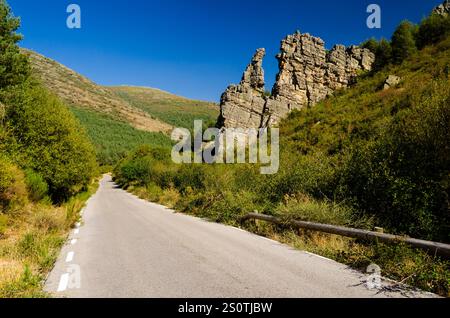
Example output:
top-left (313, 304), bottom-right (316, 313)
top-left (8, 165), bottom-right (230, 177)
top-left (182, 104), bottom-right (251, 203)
top-left (433, 0), bottom-right (450, 16)
top-left (218, 49), bottom-right (267, 129)
top-left (383, 75), bottom-right (401, 90)
top-left (219, 32), bottom-right (375, 129)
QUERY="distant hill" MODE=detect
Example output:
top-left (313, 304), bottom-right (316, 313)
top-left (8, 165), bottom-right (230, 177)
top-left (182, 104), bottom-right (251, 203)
top-left (23, 49), bottom-right (173, 134)
top-left (23, 49), bottom-right (219, 164)
top-left (110, 86), bottom-right (219, 129)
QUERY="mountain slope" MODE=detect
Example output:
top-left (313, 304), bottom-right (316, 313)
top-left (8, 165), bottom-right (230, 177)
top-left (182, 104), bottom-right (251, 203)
top-left (110, 86), bottom-right (219, 129)
top-left (23, 49), bottom-right (172, 133)
top-left (23, 50), bottom-right (219, 164)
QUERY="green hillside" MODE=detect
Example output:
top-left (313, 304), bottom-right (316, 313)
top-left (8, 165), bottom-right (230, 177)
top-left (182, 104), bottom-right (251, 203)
top-left (111, 86), bottom-right (219, 129)
top-left (71, 107), bottom-right (172, 165)
top-left (25, 51), bottom-right (218, 165)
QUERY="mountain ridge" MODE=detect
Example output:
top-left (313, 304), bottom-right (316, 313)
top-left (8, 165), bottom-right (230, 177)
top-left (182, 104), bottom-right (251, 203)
top-left (23, 49), bottom-right (218, 133)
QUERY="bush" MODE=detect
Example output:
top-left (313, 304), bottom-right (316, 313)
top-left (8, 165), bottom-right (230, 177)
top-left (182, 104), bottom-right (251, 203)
top-left (340, 81), bottom-right (450, 241)
top-left (0, 156), bottom-right (27, 211)
top-left (276, 194), bottom-right (368, 228)
top-left (0, 213), bottom-right (8, 236)
top-left (4, 82), bottom-right (98, 201)
top-left (361, 38), bottom-right (392, 72)
top-left (24, 169), bottom-right (48, 202)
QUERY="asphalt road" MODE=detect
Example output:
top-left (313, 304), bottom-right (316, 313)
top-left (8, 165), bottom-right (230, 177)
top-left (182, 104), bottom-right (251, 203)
top-left (45, 175), bottom-right (434, 298)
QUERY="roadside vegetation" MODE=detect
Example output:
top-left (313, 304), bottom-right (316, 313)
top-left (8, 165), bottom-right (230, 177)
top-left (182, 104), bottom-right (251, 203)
top-left (114, 15), bottom-right (450, 296)
top-left (0, 0), bottom-right (99, 297)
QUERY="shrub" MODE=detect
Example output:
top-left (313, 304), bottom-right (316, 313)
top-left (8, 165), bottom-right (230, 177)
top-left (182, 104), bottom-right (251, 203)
top-left (340, 81), bottom-right (450, 241)
top-left (361, 38), bottom-right (392, 71)
top-left (24, 169), bottom-right (48, 202)
top-left (0, 156), bottom-right (27, 211)
top-left (4, 83), bottom-right (98, 201)
top-left (0, 213), bottom-right (8, 236)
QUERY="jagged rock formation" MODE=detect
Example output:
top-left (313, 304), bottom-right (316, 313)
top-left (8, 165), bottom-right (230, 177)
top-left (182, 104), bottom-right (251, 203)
top-left (433, 0), bottom-right (450, 16)
top-left (219, 32), bottom-right (375, 129)
top-left (218, 49), bottom-right (267, 128)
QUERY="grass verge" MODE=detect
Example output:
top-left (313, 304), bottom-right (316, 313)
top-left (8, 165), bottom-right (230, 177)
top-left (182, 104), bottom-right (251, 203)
top-left (0, 178), bottom-right (99, 298)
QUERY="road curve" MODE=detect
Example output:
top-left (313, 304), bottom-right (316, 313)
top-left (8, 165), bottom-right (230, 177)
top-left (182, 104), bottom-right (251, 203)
top-left (45, 175), bottom-right (433, 298)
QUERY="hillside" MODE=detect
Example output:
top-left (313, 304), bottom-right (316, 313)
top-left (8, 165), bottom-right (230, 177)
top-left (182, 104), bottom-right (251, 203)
top-left (24, 50), bottom-right (219, 164)
top-left (23, 49), bottom-right (172, 133)
top-left (111, 86), bottom-right (219, 129)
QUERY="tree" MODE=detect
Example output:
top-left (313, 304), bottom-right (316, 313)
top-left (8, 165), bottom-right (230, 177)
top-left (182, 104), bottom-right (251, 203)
top-left (416, 13), bottom-right (450, 49)
top-left (391, 20), bottom-right (417, 65)
top-left (0, 0), bottom-right (30, 91)
top-left (361, 38), bottom-right (379, 54)
top-left (361, 38), bottom-right (392, 72)
top-left (4, 83), bottom-right (98, 201)
top-left (374, 39), bottom-right (393, 70)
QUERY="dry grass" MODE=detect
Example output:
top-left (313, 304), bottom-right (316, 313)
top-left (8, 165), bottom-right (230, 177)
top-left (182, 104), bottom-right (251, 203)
top-left (22, 49), bottom-right (173, 134)
top-left (0, 179), bottom-right (99, 298)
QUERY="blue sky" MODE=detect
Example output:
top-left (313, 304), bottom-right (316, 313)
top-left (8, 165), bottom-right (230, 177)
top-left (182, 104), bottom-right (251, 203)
top-left (8, 0), bottom-right (443, 102)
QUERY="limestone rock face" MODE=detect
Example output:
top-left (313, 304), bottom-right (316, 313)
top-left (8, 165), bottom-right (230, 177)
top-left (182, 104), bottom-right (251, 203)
top-left (218, 32), bottom-right (375, 129)
top-left (433, 0), bottom-right (450, 16)
top-left (241, 48), bottom-right (266, 93)
top-left (218, 49), bottom-right (266, 129)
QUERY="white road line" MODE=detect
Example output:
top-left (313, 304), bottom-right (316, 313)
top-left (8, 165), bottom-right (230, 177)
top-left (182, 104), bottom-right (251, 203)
top-left (66, 251), bottom-right (75, 262)
top-left (71, 239), bottom-right (77, 245)
top-left (57, 273), bottom-right (69, 292)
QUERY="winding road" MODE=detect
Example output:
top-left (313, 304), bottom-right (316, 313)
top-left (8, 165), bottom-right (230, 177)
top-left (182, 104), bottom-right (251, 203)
top-left (44, 175), bottom-right (434, 298)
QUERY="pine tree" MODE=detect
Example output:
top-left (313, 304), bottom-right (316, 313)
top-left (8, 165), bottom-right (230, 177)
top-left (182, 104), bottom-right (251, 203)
top-left (0, 0), bottom-right (30, 90)
top-left (374, 38), bottom-right (392, 70)
top-left (391, 20), bottom-right (417, 65)
top-left (416, 13), bottom-right (450, 49)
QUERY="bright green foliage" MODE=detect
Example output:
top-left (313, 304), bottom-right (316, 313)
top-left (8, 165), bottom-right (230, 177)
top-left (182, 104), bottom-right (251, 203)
top-left (4, 83), bottom-right (97, 201)
top-left (416, 13), bottom-right (450, 49)
top-left (391, 20), bottom-right (418, 65)
top-left (0, 0), bottom-right (97, 202)
top-left (0, 0), bottom-right (30, 89)
top-left (71, 107), bottom-right (173, 165)
top-left (24, 169), bottom-right (48, 202)
top-left (340, 81), bottom-right (450, 240)
top-left (0, 156), bottom-right (27, 211)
